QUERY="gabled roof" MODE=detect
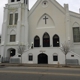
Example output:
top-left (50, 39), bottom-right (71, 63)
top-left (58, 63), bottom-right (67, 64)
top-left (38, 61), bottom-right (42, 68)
top-left (70, 11), bottom-right (80, 19)
top-left (29, 0), bottom-right (65, 16)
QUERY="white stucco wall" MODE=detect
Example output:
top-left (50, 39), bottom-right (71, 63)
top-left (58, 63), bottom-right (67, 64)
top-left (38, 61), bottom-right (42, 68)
top-left (22, 48), bottom-right (65, 64)
top-left (0, 0), bottom-right (80, 65)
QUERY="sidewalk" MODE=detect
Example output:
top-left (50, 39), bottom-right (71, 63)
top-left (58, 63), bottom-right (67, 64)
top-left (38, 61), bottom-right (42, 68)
top-left (0, 63), bottom-right (80, 68)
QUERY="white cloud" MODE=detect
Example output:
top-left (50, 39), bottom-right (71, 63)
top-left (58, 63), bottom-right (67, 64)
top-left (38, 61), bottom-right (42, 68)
top-left (56, 0), bottom-right (80, 12)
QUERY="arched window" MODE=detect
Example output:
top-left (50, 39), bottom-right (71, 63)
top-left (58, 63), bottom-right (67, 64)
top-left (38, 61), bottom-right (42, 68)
top-left (34, 36), bottom-right (40, 47)
top-left (10, 30), bottom-right (16, 42)
top-left (53, 53), bottom-right (58, 61)
top-left (53, 34), bottom-right (60, 47)
top-left (43, 32), bottom-right (50, 47)
top-left (73, 27), bottom-right (80, 42)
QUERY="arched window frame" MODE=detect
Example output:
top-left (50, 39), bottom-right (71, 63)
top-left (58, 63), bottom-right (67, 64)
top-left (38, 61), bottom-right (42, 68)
top-left (53, 34), bottom-right (60, 47)
top-left (34, 35), bottom-right (40, 47)
top-left (43, 32), bottom-right (50, 47)
top-left (9, 30), bottom-right (16, 42)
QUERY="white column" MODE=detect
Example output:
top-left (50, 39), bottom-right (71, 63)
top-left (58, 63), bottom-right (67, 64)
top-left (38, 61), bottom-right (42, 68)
top-left (1, 5), bottom-right (9, 57)
top-left (24, 5), bottom-right (29, 48)
top-left (64, 4), bottom-right (70, 42)
top-left (16, 4), bottom-right (21, 44)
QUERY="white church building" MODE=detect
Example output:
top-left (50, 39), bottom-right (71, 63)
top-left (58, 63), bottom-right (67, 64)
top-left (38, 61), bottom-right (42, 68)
top-left (0, 0), bottom-right (80, 65)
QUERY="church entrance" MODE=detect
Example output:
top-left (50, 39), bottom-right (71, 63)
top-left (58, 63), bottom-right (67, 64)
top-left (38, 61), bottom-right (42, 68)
top-left (2, 48), bottom-right (16, 63)
top-left (7, 48), bottom-right (16, 57)
top-left (43, 32), bottom-right (50, 47)
top-left (38, 53), bottom-right (48, 64)
top-left (10, 49), bottom-right (16, 57)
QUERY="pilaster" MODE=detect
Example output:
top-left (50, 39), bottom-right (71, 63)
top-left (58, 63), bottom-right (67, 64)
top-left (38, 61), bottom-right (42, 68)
top-left (24, 5), bottom-right (29, 48)
top-left (64, 4), bottom-right (71, 42)
top-left (1, 5), bottom-right (9, 57)
top-left (16, 4), bottom-right (22, 44)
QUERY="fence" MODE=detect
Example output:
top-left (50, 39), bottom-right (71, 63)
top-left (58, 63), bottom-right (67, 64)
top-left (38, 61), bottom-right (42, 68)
top-left (66, 59), bottom-right (79, 65)
top-left (1, 57), bottom-right (10, 63)
top-left (1, 57), bottom-right (20, 63)
top-left (10, 58), bottom-right (20, 63)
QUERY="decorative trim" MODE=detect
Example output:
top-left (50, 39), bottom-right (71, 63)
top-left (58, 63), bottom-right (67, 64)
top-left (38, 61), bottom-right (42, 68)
top-left (42, 0), bottom-right (49, 8)
top-left (8, 25), bottom-right (17, 28)
top-left (36, 27), bottom-right (55, 29)
top-left (70, 14), bottom-right (80, 19)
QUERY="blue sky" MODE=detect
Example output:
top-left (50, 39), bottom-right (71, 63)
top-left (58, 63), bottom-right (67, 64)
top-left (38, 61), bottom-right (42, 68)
top-left (0, 0), bottom-right (80, 33)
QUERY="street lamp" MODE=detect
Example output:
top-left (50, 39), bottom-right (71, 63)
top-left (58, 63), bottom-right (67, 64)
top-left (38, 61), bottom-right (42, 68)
top-left (31, 42), bottom-right (33, 49)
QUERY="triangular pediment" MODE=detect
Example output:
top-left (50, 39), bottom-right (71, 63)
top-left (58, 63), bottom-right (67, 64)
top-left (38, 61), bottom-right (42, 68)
top-left (73, 22), bottom-right (80, 27)
top-left (29, 0), bottom-right (65, 16)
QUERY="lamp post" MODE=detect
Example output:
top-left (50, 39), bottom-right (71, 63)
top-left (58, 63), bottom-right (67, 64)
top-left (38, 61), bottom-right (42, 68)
top-left (31, 42), bottom-right (33, 49)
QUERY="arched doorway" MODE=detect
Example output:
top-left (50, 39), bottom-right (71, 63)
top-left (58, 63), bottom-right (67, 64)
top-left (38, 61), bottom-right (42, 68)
top-left (34, 36), bottom-right (40, 47)
top-left (7, 48), bottom-right (16, 57)
top-left (38, 53), bottom-right (48, 64)
top-left (53, 34), bottom-right (60, 47)
top-left (43, 32), bottom-right (50, 47)
top-left (10, 49), bottom-right (16, 57)
top-left (3, 48), bottom-right (16, 63)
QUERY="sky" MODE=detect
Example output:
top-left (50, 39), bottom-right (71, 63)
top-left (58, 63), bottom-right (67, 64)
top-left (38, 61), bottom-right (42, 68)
top-left (0, 0), bottom-right (80, 34)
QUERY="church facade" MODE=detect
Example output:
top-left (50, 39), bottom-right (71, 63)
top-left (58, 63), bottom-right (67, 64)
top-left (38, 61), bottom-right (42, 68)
top-left (0, 0), bottom-right (80, 65)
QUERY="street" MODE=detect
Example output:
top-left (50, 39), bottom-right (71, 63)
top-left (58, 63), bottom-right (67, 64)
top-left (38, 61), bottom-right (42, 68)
top-left (0, 67), bottom-right (80, 80)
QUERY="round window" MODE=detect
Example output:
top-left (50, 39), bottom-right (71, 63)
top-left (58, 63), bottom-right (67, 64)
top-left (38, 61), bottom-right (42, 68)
top-left (42, 1), bottom-right (48, 8)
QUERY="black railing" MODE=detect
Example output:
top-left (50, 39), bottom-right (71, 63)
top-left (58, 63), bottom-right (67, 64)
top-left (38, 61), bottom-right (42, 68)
top-left (1, 57), bottom-right (10, 63)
